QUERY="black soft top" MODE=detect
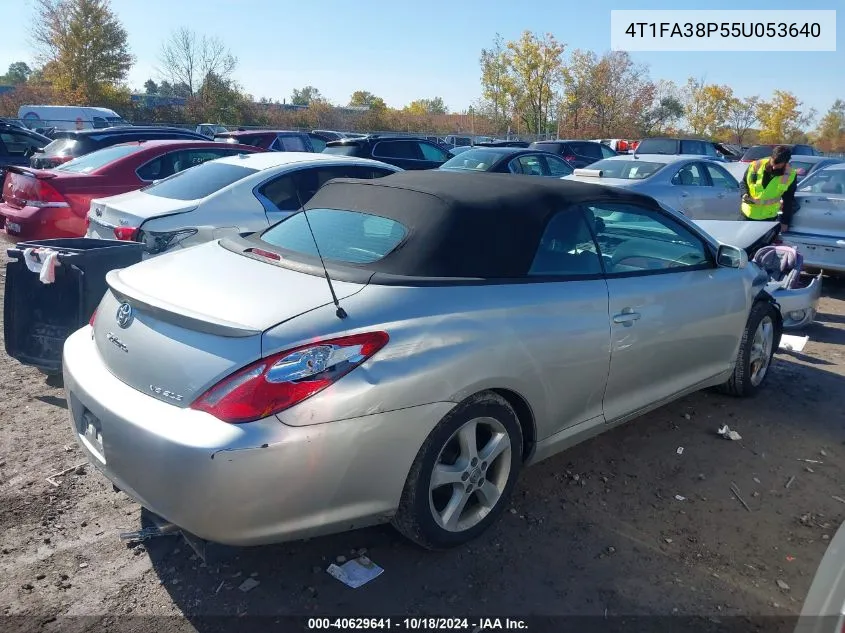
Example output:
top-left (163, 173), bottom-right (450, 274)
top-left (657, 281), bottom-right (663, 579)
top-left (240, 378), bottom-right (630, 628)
top-left (302, 170), bottom-right (661, 279)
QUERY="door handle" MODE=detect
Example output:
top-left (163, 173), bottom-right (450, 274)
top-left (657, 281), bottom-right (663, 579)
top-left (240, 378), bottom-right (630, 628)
top-left (613, 310), bottom-right (641, 324)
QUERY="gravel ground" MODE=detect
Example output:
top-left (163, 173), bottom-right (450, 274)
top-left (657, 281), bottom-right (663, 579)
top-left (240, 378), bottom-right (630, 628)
top-left (1, 250), bottom-right (843, 633)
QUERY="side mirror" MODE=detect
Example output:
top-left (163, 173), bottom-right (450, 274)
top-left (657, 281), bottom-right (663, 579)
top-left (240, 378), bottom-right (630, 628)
top-left (717, 244), bottom-right (748, 269)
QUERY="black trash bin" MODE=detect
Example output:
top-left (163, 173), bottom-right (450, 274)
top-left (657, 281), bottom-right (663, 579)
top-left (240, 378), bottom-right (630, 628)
top-left (4, 238), bottom-right (145, 374)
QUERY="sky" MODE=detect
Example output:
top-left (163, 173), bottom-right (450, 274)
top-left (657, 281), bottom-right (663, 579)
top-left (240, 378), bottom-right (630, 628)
top-left (2, 0), bottom-right (842, 118)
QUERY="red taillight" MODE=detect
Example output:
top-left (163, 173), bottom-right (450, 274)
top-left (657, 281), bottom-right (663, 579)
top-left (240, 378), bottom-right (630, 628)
top-left (113, 226), bottom-right (139, 241)
top-left (191, 331), bottom-right (389, 423)
top-left (89, 309), bottom-right (97, 326)
top-left (247, 247), bottom-right (281, 261)
top-left (618, 140), bottom-right (629, 152)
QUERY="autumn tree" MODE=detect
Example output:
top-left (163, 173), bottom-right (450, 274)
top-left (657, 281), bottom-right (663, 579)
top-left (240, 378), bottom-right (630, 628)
top-left (813, 99), bottom-right (845, 152)
top-left (349, 90), bottom-right (386, 109)
top-left (32, 0), bottom-right (133, 103)
top-left (590, 51), bottom-right (653, 137)
top-left (638, 80), bottom-right (684, 136)
top-left (404, 97), bottom-right (447, 116)
top-left (757, 90), bottom-right (813, 143)
top-left (560, 49), bottom-right (596, 137)
top-left (683, 78), bottom-right (733, 138)
top-left (506, 31), bottom-right (566, 135)
top-left (159, 27), bottom-right (236, 98)
top-left (479, 33), bottom-right (514, 130)
top-left (291, 85), bottom-right (325, 106)
top-left (725, 95), bottom-right (759, 145)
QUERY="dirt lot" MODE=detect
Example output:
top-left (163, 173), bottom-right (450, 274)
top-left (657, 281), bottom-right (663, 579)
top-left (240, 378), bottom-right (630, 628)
top-left (0, 250), bottom-right (844, 633)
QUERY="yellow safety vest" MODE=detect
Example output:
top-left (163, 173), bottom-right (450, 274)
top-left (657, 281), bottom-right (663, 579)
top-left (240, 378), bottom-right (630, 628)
top-left (741, 158), bottom-right (796, 220)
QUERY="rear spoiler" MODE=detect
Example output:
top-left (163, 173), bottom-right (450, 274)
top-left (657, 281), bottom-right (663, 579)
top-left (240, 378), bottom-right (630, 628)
top-left (106, 269), bottom-right (261, 338)
top-left (3, 165), bottom-right (57, 179)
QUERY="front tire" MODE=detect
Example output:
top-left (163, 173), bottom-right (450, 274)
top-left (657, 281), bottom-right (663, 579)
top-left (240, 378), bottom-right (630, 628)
top-left (393, 391), bottom-right (523, 549)
top-left (720, 301), bottom-right (780, 397)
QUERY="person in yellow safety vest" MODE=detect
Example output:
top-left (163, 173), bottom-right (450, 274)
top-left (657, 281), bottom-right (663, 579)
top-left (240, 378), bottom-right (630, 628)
top-left (739, 145), bottom-right (797, 235)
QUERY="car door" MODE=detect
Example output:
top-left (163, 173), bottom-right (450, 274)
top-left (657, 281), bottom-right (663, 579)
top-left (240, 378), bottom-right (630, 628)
top-left (669, 161), bottom-right (709, 218)
top-left (543, 154), bottom-right (574, 178)
top-left (523, 208), bottom-right (611, 442)
top-left (582, 201), bottom-right (749, 423)
top-left (701, 161), bottom-right (741, 220)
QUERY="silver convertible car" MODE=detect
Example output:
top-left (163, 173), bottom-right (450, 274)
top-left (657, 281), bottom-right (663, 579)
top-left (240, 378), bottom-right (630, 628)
top-left (63, 171), bottom-right (783, 549)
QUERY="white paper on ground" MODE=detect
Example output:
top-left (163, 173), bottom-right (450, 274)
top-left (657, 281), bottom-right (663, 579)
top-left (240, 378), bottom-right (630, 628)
top-left (327, 556), bottom-right (384, 588)
top-left (779, 334), bottom-right (809, 353)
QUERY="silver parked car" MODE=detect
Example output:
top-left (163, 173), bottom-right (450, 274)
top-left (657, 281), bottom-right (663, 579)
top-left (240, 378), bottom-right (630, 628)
top-left (565, 154), bottom-right (741, 220)
top-left (64, 171), bottom-right (782, 549)
top-left (86, 152), bottom-right (401, 257)
top-left (781, 163), bottom-right (845, 274)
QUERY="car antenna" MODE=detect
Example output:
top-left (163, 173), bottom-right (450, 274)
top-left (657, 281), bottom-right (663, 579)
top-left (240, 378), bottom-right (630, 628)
top-left (294, 189), bottom-right (347, 319)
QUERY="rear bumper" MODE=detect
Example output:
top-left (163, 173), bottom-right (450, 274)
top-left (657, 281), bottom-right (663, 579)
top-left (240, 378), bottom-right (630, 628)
top-left (782, 233), bottom-right (845, 274)
top-left (62, 326), bottom-right (450, 546)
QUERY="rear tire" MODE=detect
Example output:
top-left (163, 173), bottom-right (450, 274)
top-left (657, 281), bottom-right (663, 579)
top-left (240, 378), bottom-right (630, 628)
top-left (393, 391), bottom-right (522, 549)
top-left (720, 301), bottom-right (780, 397)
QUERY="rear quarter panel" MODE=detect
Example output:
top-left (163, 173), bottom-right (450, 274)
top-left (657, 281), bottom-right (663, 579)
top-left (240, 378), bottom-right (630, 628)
top-left (264, 279), bottom-right (612, 441)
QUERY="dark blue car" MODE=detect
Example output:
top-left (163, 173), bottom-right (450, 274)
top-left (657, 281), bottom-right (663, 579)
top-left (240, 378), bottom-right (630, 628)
top-left (439, 146), bottom-right (574, 177)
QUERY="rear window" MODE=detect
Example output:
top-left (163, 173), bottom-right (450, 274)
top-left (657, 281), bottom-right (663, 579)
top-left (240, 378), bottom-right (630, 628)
top-left (797, 168), bottom-right (845, 194)
top-left (216, 134), bottom-right (265, 147)
top-left (441, 148), bottom-right (510, 170)
top-left (140, 161), bottom-right (258, 200)
top-left (528, 142), bottom-right (563, 153)
top-left (42, 138), bottom-right (78, 156)
top-left (323, 144), bottom-right (362, 156)
top-left (54, 143), bottom-right (142, 173)
top-left (260, 208), bottom-right (407, 264)
top-left (635, 139), bottom-right (679, 155)
top-left (584, 159), bottom-right (665, 179)
top-left (741, 145), bottom-right (775, 160)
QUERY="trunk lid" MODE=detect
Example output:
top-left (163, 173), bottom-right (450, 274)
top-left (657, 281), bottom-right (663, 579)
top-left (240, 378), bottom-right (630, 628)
top-left (92, 240), bottom-right (369, 406)
top-left (2, 167), bottom-right (63, 210)
top-left (87, 191), bottom-right (197, 239)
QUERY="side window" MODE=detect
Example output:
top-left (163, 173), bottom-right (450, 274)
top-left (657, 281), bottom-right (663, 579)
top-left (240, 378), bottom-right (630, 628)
top-left (417, 141), bottom-right (448, 162)
top-left (680, 140), bottom-right (705, 155)
top-left (585, 203), bottom-right (711, 275)
top-left (516, 154), bottom-right (544, 176)
top-left (545, 155), bottom-right (574, 177)
top-left (137, 154), bottom-right (172, 181)
top-left (92, 117), bottom-right (108, 129)
top-left (373, 141), bottom-right (421, 160)
top-left (257, 173), bottom-right (299, 212)
top-left (704, 143), bottom-right (718, 157)
top-left (671, 163), bottom-right (706, 186)
top-left (0, 132), bottom-right (44, 157)
top-left (309, 136), bottom-right (327, 152)
top-left (703, 162), bottom-right (738, 190)
top-left (340, 166), bottom-right (396, 180)
top-left (529, 210), bottom-right (602, 277)
top-left (600, 144), bottom-right (616, 158)
top-left (172, 149), bottom-right (235, 174)
top-left (292, 166), bottom-right (365, 201)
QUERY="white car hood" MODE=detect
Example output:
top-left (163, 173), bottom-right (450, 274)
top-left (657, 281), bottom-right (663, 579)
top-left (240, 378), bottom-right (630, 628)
top-left (693, 220), bottom-right (779, 249)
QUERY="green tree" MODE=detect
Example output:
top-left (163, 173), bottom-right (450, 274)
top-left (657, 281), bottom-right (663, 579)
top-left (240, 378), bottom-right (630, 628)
top-left (33, 0), bottom-right (134, 102)
top-left (291, 85), bottom-right (325, 106)
top-left (479, 33), bottom-right (514, 129)
top-left (403, 97), bottom-right (447, 116)
top-left (507, 31), bottom-right (565, 134)
top-left (143, 78), bottom-right (158, 95)
top-left (1, 62), bottom-right (33, 84)
top-left (639, 80), bottom-right (684, 136)
top-left (813, 99), bottom-right (845, 152)
top-left (349, 90), bottom-right (386, 109)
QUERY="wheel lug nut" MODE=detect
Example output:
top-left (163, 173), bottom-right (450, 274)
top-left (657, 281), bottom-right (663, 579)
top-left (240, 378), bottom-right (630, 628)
top-left (461, 472), bottom-right (469, 481)
top-left (471, 458), bottom-right (478, 467)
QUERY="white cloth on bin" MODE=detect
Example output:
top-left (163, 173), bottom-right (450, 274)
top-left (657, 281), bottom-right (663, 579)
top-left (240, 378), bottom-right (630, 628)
top-left (22, 248), bottom-right (61, 284)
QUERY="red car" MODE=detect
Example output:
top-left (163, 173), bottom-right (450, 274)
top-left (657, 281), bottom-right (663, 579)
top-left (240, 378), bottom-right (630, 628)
top-left (0, 139), bottom-right (261, 240)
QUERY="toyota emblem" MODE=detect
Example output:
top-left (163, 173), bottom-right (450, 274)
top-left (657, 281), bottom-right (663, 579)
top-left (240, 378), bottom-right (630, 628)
top-left (115, 302), bottom-right (134, 329)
